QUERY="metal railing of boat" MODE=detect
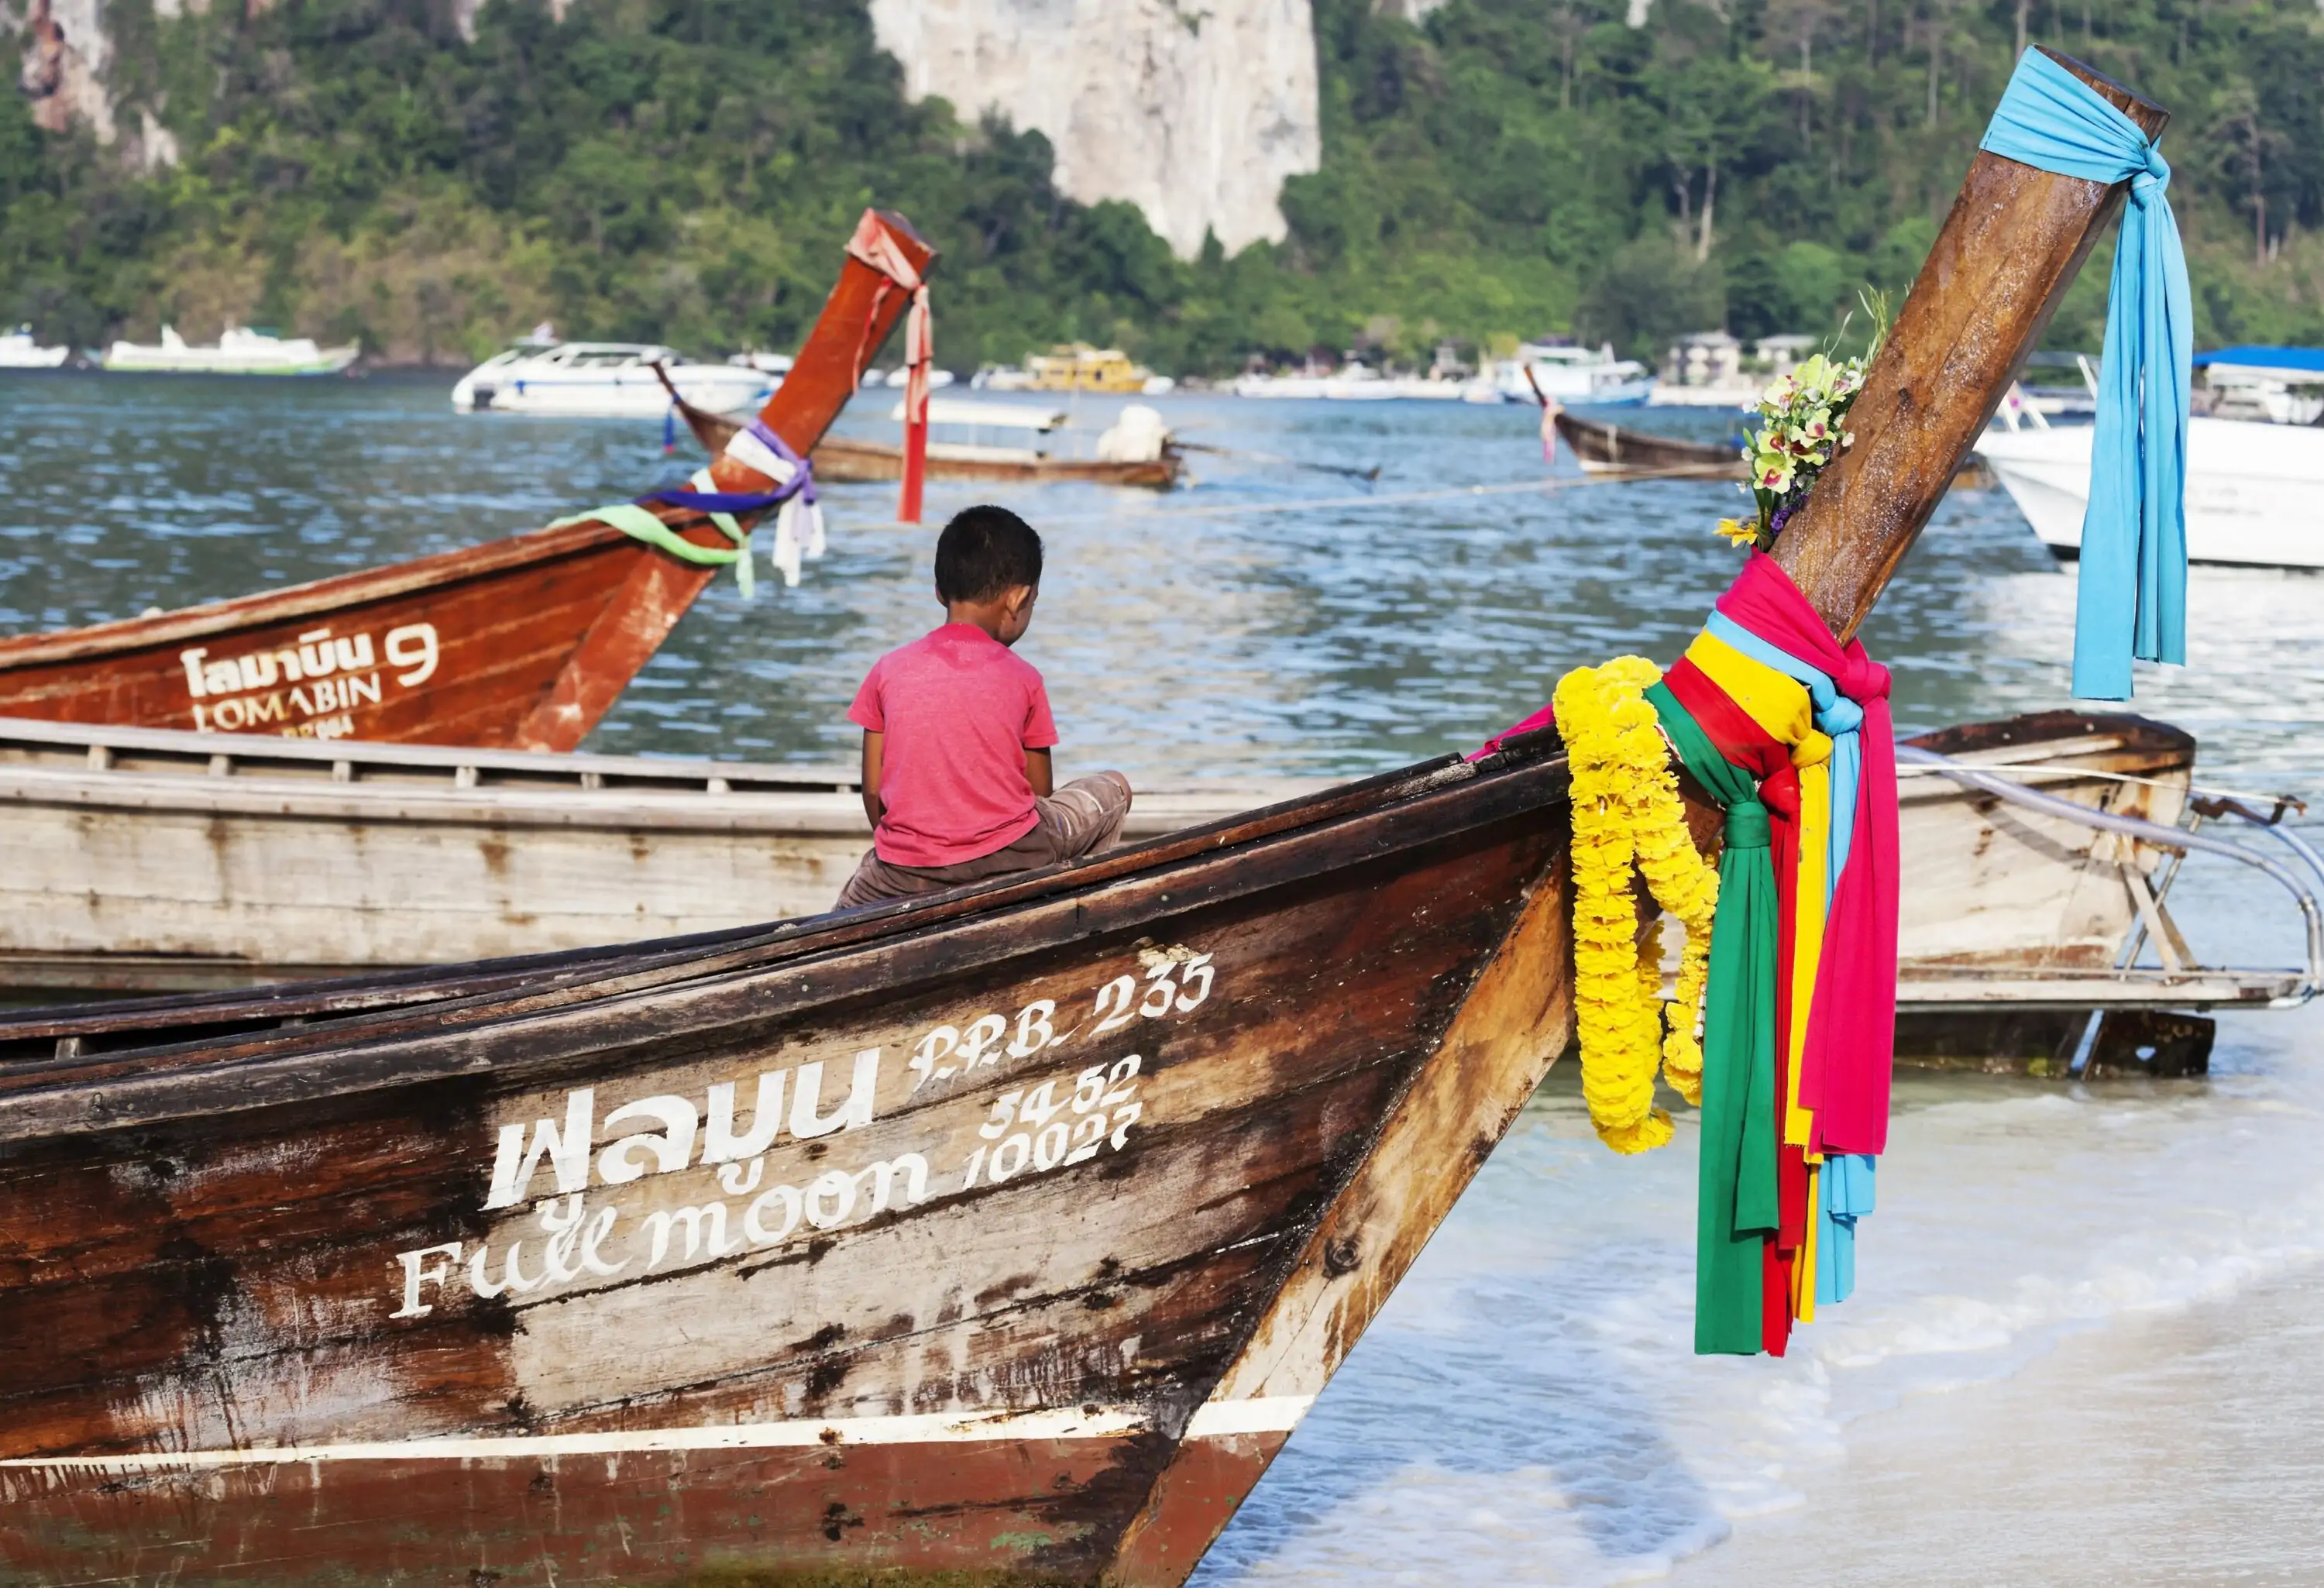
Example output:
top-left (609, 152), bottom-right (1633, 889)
top-left (1897, 744), bottom-right (2324, 1009)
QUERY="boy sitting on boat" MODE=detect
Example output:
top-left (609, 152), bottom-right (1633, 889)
top-left (837, 505), bottom-right (1133, 908)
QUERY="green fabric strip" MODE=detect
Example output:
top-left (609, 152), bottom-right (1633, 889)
top-left (552, 503), bottom-right (755, 599)
top-left (1648, 679), bottom-right (1779, 1356)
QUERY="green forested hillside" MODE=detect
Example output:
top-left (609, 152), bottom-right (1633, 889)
top-left (6, 0), bottom-right (2324, 371)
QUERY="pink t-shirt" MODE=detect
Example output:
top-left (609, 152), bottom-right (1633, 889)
top-left (848, 623), bottom-right (1059, 867)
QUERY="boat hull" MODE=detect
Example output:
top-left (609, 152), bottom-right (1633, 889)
top-left (453, 366), bottom-right (775, 418)
top-left (0, 213), bottom-right (932, 751)
top-left (811, 435), bottom-right (1182, 489)
top-left (1552, 411), bottom-right (1743, 476)
top-left (0, 717), bottom-right (1314, 992)
top-left (1978, 416), bottom-right (2324, 568)
top-left (0, 746), bottom-right (1577, 1586)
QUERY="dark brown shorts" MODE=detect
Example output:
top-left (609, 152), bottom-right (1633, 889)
top-left (835, 772), bottom-right (1133, 909)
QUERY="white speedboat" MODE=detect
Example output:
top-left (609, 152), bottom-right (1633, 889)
top-left (1978, 415), bottom-right (2324, 569)
top-left (1489, 342), bottom-right (1655, 405)
top-left (102, 325), bottom-right (359, 376)
top-left (451, 342), bottom-right (775, 416)
top-left (0, 325), bottom-right (68, 370)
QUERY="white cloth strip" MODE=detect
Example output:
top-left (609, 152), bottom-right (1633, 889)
top-left (723, 427), bottom-right (799, 486)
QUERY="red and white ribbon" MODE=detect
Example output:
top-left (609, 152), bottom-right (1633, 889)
top-left (847, 213), bottom-right (933, 525)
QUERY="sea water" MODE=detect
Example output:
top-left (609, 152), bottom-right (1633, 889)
top-left (5, 376), bottom-right (2320, 1581)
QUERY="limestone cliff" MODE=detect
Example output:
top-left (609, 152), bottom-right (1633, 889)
top-left (15, 0), bottom-right (1323, 259)
top-left (868, 0), bottom-right (1321, 257)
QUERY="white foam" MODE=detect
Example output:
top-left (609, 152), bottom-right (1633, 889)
top-left (1195, 961), bottom-right (2324, 1586)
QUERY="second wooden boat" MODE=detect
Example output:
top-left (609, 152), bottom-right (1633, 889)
top-left (0, 212), bottom-right (933, 751)
top-left (1553, 408), bottom-right (1746, 477)
top-left (810, 433), bottom-right (1183, 488)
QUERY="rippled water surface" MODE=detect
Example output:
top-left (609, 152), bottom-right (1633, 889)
top-left (5, 372), bottom-right (2321, 1582)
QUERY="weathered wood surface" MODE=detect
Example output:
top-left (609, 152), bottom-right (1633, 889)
top-left (0, 211), bottom-right (933, 752)
top-left (0, 715), bottom-right (1317, 992)
top-left (0, 53), bottom-right (2175, 1588)
top-left (812, 435), bottom-right (1184, 489)
top-left (1772, 49), bottom-right (2168, 638)
top-left (1896, 712), bottom-right (2189, 973)
top-left (0, 742), bottom-right (1573, 1585)
top-left (1554, 411), bottom-right (1745, 477)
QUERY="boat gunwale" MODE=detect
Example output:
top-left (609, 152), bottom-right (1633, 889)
top-left (0, 517), bottom-right (639, 666)
top-left (0, 741), bottom-right (1573, 1140)
top-left (0, 730), bottom-right (1555, 1033)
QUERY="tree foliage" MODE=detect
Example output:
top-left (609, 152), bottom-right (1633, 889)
top-left (5, 0), bottom-right (2324, 370)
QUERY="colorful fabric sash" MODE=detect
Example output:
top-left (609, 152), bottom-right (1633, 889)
top-left (1979, 48), bottom-right (2190, 701)
top-left (559, 420), bottom-right (824, 593)
top-left (1718, 552), bottom-right (1899, 1157)
top-left (1486, 553), bottom-right (1900, 1357)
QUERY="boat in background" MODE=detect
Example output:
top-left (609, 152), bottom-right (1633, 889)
top-left (452, 341), bottom-right (774, 417)
top-left (658, 376), bottom-right (1184, 490)
top-left (0, 210), bottom-right (930, 749)
top-left (1978, 414), bottom-right (2324, 568)
top-left (0, 325), bottom-right (68, 369)
top-left (102, 325), bottom-right (359, 376)
top-left (2191, 344), bottom-right (2324, 424)
top-left (0, 715), bottom-right (1309, 995)
top-left (1487, 341), bottom-right (1655, 405)
top-left (1553, 410), bottom-right (1744, 477)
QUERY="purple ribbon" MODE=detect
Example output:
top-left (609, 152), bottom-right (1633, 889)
top-left (635, 421), bottom-right (816, 516)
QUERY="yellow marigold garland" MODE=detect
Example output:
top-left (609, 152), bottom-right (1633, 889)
top-left (1554, 657), bottom-right (1721, 1153)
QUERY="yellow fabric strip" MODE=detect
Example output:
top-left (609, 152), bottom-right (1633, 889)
top-left (1793, 1160), bottom-right (1820, 1323)
top-left (1687, 632), bottom-right (1831, 1150)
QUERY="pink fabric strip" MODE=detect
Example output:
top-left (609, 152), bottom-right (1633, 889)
top-left (1714, 552), bottom-right (1899, 1156)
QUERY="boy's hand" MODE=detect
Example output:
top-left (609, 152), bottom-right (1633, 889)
top-left (860, 731), bottom-right (885, 828)
top-left (1026, 747), bottom-right (1054, 798)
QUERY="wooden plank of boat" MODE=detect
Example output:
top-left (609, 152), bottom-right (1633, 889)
top-left (0, 706), bottom-right (2220, 1003)
top-left (0, 714), bottom-right (1321, 992)
top-left (1554, 407), bottom-right (1746, 477)
top-left (0, 51), bottom-right (2165, 1586)
top-left (0, 212), bottom-right (933, 753)
top-left (810, 433), bottom-right (1184, 488)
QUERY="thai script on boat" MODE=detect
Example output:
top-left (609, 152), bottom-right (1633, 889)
top-left (479, 1047), bottom-right (885, 1212)
top-left (176, 621), bottom-right (439, 737)
top-left (389, 1054), bottom-right (1147, 1319)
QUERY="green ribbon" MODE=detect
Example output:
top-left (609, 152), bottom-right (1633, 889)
top-left (1648, 680), bottom-right (1779, 1355)
top-left (552, 503), bottom-right (755, 599)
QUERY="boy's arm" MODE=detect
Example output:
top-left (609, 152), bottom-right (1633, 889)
top-left (860, 731), bottom-right (885, 828)
top-left (1026, 747), bottom-right (1054, 798)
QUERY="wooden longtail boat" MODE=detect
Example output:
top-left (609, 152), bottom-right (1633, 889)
top-left (0, 52), bottom-right (2168, 1586)
top-left (0, 710), bottom-right (2281, 1013)
top-left (1554, 408), bottom-right (1747, 478)
top-left (0, 716), bottom-right (1313, 993)
top-left (657, 378), bottom-right (1186, 491)
top-left (811, 435), bottom-right (1184, 489)
top-left (0, 213), bottom-right (933, 753)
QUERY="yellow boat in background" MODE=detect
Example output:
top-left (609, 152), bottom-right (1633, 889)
top-left (1024, 342), bottom-right (1164, 393)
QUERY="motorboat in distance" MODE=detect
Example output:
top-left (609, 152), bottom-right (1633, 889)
top-left (101, 325), bottom-right (359, 376)
top-left (452, 341), bottom-right (775, 417)
top-left (1979, 411), bottom-right (2324, 569)
top-left (0, 325), bottom-right (68, 369)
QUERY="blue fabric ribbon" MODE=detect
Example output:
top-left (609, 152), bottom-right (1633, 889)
top-left (1979, 49), bottom-right (2190, 702)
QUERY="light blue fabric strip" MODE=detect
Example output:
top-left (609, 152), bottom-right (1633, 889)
top-left (1815, 1154), bottom-right (1876, 1308)
top-left (1704, 611), bottom-right (1860, 902)
top-left (1979, 49), bottom-right (2190, 701)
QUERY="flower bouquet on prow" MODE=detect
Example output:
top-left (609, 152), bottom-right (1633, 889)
top-left (1717, 291), bottom-right (1889, 552)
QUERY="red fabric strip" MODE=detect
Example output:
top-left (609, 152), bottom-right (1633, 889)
top-left (1715, 552), bottom-right (1900, 1157)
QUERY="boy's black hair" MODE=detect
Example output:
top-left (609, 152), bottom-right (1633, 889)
top-left (934, 505), bottom-right (1044, 603)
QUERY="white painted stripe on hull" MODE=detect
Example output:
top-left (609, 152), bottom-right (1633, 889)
top-left (1, 1396), bottom-right (1314, 1470)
